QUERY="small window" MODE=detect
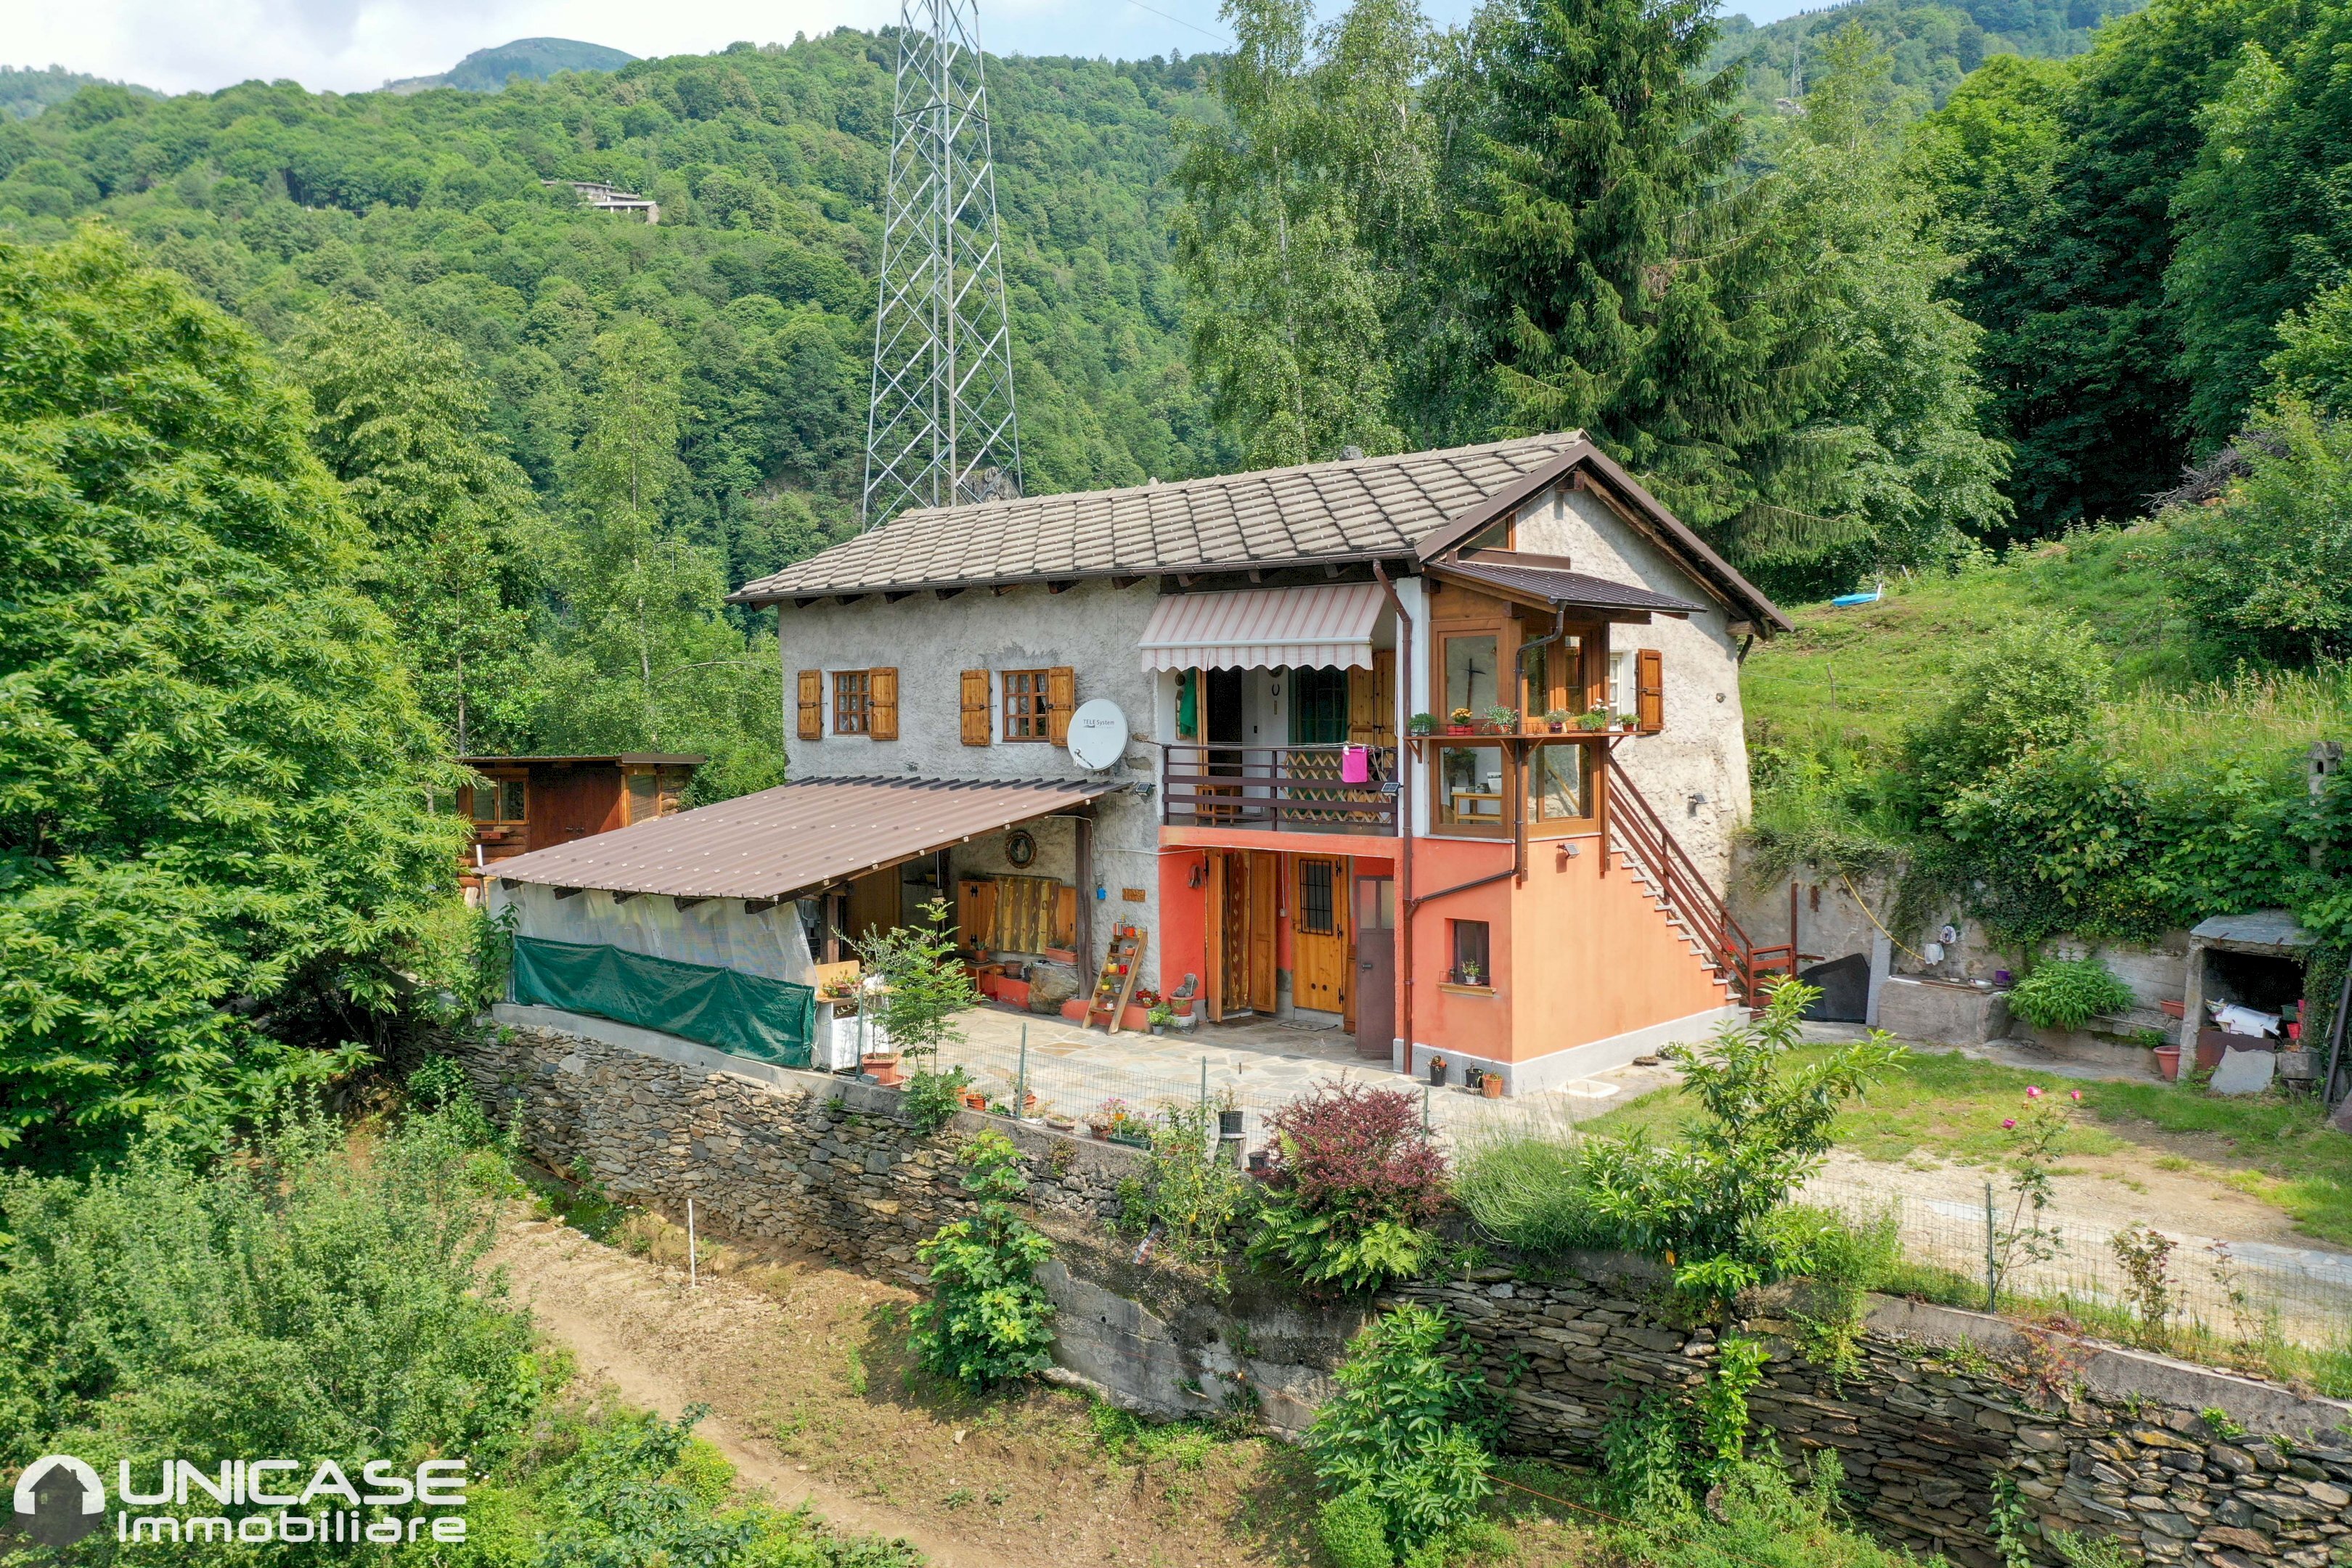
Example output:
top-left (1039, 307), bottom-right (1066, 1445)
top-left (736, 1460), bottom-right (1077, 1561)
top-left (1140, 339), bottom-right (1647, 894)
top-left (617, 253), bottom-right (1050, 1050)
top-left (1437, 745), bottom-right (1506, 828)
top-left (1450, 920), bottom-right (1490, 987)
top-left (1357, 875), bottom-right (1395, 931)
top-left (471, 778), bottom-right (525, 823)
top-left (1527, 743), bottom-right (1591, 823)
top-left (833, 670), bottom-right (871, 735)
top-left (1609, 650), bottom-right (1634, 719)
top-left (627, 772), bottom-right (657, 824)
top-left (1002, 669), bottom-right (1050, 741)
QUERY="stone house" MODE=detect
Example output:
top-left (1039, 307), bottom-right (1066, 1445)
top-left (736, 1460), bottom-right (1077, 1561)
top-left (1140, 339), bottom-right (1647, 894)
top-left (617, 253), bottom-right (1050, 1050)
top-left (716, 432), bottom-right (1792, 1093)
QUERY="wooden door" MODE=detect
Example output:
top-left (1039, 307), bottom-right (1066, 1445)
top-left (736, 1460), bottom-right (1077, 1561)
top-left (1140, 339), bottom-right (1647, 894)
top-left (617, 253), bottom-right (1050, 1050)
top-left (1204, 853), bottom-right (1228, 1023)
top-left (529, 768), bottom-right (616, 851)
top-left (957, 879), bottom-right (996, 953)
top-left (846, 870), bottom-right (898, 945)
top-left (1291, 856), bottom-right (1351, 1018)
top-left (1246, 852), bottom-right (1278, 1014)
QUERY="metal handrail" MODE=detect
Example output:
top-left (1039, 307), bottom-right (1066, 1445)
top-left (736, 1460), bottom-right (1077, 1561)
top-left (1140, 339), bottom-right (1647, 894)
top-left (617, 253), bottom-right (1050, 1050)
top-left (1604, 757), bottom-right (1766, 1005)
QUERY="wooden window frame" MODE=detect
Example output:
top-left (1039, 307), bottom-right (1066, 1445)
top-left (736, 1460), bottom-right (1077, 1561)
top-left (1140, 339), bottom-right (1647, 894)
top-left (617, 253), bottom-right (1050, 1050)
top-left (470, 777), bottom-right (527, 825)
top-left (1432, 741), bottom-right (1511, 837)
top-left (1525, 740), bottom-right (1599, 837)
top-left (1002, 668), bottom-right (1051, 742)
top-left (832, 669), bottom-right (872, 735)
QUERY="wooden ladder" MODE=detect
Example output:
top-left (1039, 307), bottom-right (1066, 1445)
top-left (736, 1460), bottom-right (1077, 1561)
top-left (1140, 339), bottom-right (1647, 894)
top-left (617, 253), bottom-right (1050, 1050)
top-left (1087, 923), bottom-right (1149, 1035)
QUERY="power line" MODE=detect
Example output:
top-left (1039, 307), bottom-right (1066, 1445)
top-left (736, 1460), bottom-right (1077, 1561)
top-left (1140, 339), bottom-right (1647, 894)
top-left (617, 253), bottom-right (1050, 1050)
top-left (1118, 0), bottom-right (1233, 44)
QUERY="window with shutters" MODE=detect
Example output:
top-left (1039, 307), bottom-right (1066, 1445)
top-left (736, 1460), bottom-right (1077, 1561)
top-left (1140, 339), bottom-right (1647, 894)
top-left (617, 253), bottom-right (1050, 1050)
top-left (833, 670), bottom-right (870, 735)
top-left (1002, 669), bottom-right (1050, 741)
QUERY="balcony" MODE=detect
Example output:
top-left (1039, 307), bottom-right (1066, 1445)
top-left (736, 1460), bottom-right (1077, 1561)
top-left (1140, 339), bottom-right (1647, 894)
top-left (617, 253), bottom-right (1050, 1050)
top-left (1161, 743), bottom-right (1398, 834)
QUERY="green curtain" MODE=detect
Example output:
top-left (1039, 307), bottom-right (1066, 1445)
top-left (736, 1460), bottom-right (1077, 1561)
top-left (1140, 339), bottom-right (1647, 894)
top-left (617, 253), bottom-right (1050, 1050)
top-left (510, 936), bottom-right (817, 1069)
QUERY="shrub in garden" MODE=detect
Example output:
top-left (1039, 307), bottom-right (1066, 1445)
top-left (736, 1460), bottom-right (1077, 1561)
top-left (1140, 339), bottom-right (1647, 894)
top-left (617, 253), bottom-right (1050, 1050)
top-left (1304, 1305), bottom-right (1497, 1564)
top-left (854, 897), bottom-right (981, 1064)
top-left (1456, 981), bottom-right (1902, 1302)
top-left (1317, 1490), bottom-right (1396, 1568)
top-left (899, 1063), bottom-right (972, 1135)
top-left (909, 1131), bottom-right (1057, 1392)
top-left (1245, 1082), bottom-right (1447, 1293)
top-left (1116, 1103), bottom-right (1259, 1283)
top-left (2005, 957), bottom-right (2136, 1032)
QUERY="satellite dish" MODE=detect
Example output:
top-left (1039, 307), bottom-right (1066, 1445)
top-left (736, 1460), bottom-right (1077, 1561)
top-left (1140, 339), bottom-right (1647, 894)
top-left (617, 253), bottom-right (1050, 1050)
top-left (1066, 699), bottom-right (1129, 771)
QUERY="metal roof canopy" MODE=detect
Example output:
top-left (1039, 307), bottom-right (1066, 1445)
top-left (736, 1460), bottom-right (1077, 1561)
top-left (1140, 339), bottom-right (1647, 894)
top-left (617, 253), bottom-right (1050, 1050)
top-left (1429, 554), bottom-right (1704, 620)
top-left (1138, 581), bottom-right (1387, 672)
top-left (484, 776), bottom-right (1119, 902)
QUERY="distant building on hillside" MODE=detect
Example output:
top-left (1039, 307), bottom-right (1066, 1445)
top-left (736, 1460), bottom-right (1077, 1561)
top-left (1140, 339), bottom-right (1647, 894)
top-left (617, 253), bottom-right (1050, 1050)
top-left (544, 180), bottom-right (660, 223)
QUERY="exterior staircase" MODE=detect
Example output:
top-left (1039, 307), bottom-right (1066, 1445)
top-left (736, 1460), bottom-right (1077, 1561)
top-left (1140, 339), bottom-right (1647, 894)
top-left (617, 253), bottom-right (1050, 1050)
top-left (1605, 758), bottom-right (1793, 1009)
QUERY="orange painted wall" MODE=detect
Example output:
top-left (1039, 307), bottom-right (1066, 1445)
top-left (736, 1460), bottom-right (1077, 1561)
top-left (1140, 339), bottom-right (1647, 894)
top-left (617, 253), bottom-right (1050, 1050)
top-left (1506, 833), bottom-right (1728, 1061)
top-left (1407, 837), bottom-right (1521, 1055)
top-left (1404, 833), bottom-right (1728, 1065)
top-left (1157, 849), bottom-right (1210, 1000)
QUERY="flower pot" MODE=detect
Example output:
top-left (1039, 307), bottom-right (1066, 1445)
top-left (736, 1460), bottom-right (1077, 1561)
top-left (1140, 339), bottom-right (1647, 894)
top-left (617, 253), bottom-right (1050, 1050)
top-left (862, 1052), bottom-right (903, 1087)
top-left (1482, 1072), bottom-right (1504, 1099)
top-left (1463, 1066), bottom-right (1485, 1090)
top-left (960, 1089), bottom-right (988, 1110)
top-left (1427, 1057), bottom-right (1448, 1087)
top-left (1447, 725), bottom-right (1475, 736)
top-left (2154, 1046), bottom-right (2182, 1082)
top-left (1087, 1124), bottom-right (1110, 1141)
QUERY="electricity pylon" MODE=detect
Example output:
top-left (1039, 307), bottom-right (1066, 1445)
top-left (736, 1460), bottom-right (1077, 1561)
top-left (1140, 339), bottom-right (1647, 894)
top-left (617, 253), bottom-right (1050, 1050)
top-left (862, 0), bottom-right (1022, 526)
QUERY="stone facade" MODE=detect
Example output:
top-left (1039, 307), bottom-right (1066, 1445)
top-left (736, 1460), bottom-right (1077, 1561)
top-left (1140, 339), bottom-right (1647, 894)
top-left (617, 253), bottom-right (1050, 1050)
top-left (454, 1010), bottom-right (2352, 1566)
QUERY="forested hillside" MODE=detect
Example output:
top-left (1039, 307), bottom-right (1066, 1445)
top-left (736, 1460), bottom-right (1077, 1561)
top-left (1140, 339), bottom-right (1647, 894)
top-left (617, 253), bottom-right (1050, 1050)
top-left (1710, 0), bottom-right (2141, 112)
top-left (0, 34), bottom-right (1228, 776)
top-left (384, 37), bottom-right (637, 94)
top-left (0, 66), bottom-right (157, 121)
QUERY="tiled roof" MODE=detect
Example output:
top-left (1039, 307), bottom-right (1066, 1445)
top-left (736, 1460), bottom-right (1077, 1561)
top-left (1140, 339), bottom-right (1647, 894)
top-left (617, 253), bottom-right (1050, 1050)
top-left (730, 434), bottom-right (1587, 600)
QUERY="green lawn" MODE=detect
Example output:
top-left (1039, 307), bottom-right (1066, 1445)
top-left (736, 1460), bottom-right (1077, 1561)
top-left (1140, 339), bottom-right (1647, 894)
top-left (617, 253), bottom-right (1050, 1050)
top-left (1582, 1048), bottom-right (2352, 1246)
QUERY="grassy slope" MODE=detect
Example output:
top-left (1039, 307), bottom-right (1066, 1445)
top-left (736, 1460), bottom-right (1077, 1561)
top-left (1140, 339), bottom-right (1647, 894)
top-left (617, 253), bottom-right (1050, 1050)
top-left (1741, 526), bottom-right (2190, 757)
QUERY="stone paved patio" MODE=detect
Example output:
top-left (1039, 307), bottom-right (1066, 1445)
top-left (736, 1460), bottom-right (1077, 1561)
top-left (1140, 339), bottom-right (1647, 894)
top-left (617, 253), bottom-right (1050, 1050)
top-left (928, 1000), bottom-right (1657, 1150)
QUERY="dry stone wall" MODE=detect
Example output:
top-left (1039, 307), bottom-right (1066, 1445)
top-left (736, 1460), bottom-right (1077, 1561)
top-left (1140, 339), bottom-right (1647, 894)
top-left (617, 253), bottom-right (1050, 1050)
top-left (454, 1006), bottom-right (2352, 1567)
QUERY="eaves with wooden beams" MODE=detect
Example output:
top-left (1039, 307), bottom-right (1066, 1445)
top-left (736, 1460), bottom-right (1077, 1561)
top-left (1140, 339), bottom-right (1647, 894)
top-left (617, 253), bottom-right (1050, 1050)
top-left (727, 433), bottom-right (1791, 635)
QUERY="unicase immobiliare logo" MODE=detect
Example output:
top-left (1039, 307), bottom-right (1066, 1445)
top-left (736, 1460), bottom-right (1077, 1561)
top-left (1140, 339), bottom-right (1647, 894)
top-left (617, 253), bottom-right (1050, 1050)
top-left (10, 1454), bottom-right (470, 1549)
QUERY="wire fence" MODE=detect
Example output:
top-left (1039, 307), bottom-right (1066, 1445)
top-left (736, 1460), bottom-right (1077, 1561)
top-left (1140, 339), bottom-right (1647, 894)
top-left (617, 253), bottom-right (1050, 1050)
top-left (1802, 1169), bottom-right (2352, 1349)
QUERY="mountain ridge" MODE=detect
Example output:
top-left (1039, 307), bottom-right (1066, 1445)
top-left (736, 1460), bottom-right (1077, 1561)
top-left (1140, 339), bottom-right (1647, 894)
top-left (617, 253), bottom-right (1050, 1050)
top-left (383, 37), bottom-right (637, 95)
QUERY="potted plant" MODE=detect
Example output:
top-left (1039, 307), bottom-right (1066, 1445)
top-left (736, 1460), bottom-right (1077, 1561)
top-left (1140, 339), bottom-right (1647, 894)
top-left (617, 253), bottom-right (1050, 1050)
top-left (1543, 708), bottom-right (1572, 735)
top-left (1147, 1003), bottom-right (1173, 1035)
top-left (1426, 1054), bottom-right (1449, 1087)
top-left (861, 1050), bottom-right (903, 1087)
top-left (1482, 1069), bottom-right (1504, 1099)
top-left (1408, 711), bottom-right (1438, 738)
top-left (960, 1085), bottom-right (989, 1111)
top-left (1616, 711), bottom-right (1640, 732)
top-left (2139, 1026), bottom-right (2182, 1082)
top-left (1087, 1095), bottom-right (1131, 1140)
top-left (2006, 957), bottom-right (2136, 1051)
top-left (1215, 1085), bottom-right (1244, 1141)
top-left (1482, 704), bottom-right (1519, 735)
top-left (1447, 706), bottom-right (1476, 735)
top-left (1577, 707), bottom-right (1610, 732)
top-left (1463, 1065), bottom-right (1485, 1091)
top-left (1457, 960), bottom-right (1482, 987)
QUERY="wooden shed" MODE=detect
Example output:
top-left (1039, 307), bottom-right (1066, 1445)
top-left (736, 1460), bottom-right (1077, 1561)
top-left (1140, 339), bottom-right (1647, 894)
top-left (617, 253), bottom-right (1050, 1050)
top-left (458, 754), bottom-right (703, 883)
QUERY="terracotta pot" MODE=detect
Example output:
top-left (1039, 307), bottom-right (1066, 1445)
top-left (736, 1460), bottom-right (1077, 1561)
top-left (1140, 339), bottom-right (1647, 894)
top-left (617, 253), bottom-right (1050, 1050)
top-left (1482, 1072), bottom-right (1505, 1099)
top-left (1447, 725), bottom-right (1475, 736)
top-left (2154, 1046), bottom-right (2182, 1082)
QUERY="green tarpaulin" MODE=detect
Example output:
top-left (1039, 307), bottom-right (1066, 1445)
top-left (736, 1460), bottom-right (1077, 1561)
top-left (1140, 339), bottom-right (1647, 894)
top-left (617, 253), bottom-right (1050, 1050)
top-left (511, 936), bottom-right (817, 1069)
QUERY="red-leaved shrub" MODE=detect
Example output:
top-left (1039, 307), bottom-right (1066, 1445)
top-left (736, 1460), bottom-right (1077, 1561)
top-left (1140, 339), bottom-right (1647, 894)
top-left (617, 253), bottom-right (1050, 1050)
top-left (1263, 1082), bottom-right (1448, 1225)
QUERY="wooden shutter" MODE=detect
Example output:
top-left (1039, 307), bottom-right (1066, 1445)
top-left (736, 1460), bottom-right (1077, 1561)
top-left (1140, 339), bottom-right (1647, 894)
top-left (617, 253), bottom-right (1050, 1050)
top-left (1636, 648), bottom-right (1665, 733)
top-left (1045, 666), bottom-right (1077, 746)
top-left (867, 667), bottom-right (899, 740)
top-left (796, 669), bottom-right (822, 740)
top-left (960, 669), bottom-right (991, 745)
top-left (1348, 650), bottom-right (1396, 746)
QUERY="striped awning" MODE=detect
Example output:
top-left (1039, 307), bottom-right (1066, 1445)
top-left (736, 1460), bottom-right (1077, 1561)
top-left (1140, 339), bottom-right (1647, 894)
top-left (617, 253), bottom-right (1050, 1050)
top-left (1138, 582), bottom-right (1386, 672)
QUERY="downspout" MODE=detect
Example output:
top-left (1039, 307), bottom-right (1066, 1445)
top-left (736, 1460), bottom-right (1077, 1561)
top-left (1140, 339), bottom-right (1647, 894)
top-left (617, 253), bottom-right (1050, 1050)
top-left (1371, 560), bottom-right (1414, 1074)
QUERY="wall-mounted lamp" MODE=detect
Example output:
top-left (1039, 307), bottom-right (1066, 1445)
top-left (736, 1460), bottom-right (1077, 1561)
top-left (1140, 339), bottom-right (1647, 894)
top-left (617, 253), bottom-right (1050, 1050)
top-left (1686, 792), bottom-right (1708, 817)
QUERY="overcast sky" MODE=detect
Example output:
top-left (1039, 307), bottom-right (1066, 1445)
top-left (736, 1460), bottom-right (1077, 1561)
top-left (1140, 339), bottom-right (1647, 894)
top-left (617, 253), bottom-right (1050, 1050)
top-left (12, 0), bottom-right (1802, 99)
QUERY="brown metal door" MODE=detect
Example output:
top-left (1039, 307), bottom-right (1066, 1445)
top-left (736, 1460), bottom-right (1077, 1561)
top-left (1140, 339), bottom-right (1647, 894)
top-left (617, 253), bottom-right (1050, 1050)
top-left (1353, 875), bottom-right (1395, 1059)
top-left (1291, 857), bottom-right (1350, 1017)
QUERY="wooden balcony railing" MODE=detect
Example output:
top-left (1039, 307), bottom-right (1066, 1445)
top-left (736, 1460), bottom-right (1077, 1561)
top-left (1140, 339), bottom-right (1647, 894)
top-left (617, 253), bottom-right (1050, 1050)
top-left (1162, 743), bottom-right (1398, 834)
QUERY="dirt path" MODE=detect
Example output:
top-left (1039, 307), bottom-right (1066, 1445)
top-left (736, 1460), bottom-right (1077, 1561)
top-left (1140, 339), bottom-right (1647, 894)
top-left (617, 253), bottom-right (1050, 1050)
top-left (490, 1212), bottom-right (1317, 1568)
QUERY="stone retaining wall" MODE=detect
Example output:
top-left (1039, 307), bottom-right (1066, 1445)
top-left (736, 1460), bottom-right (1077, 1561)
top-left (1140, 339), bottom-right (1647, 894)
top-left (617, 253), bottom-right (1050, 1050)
top-left (453, 1007), bottom-right (2352, 1567)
